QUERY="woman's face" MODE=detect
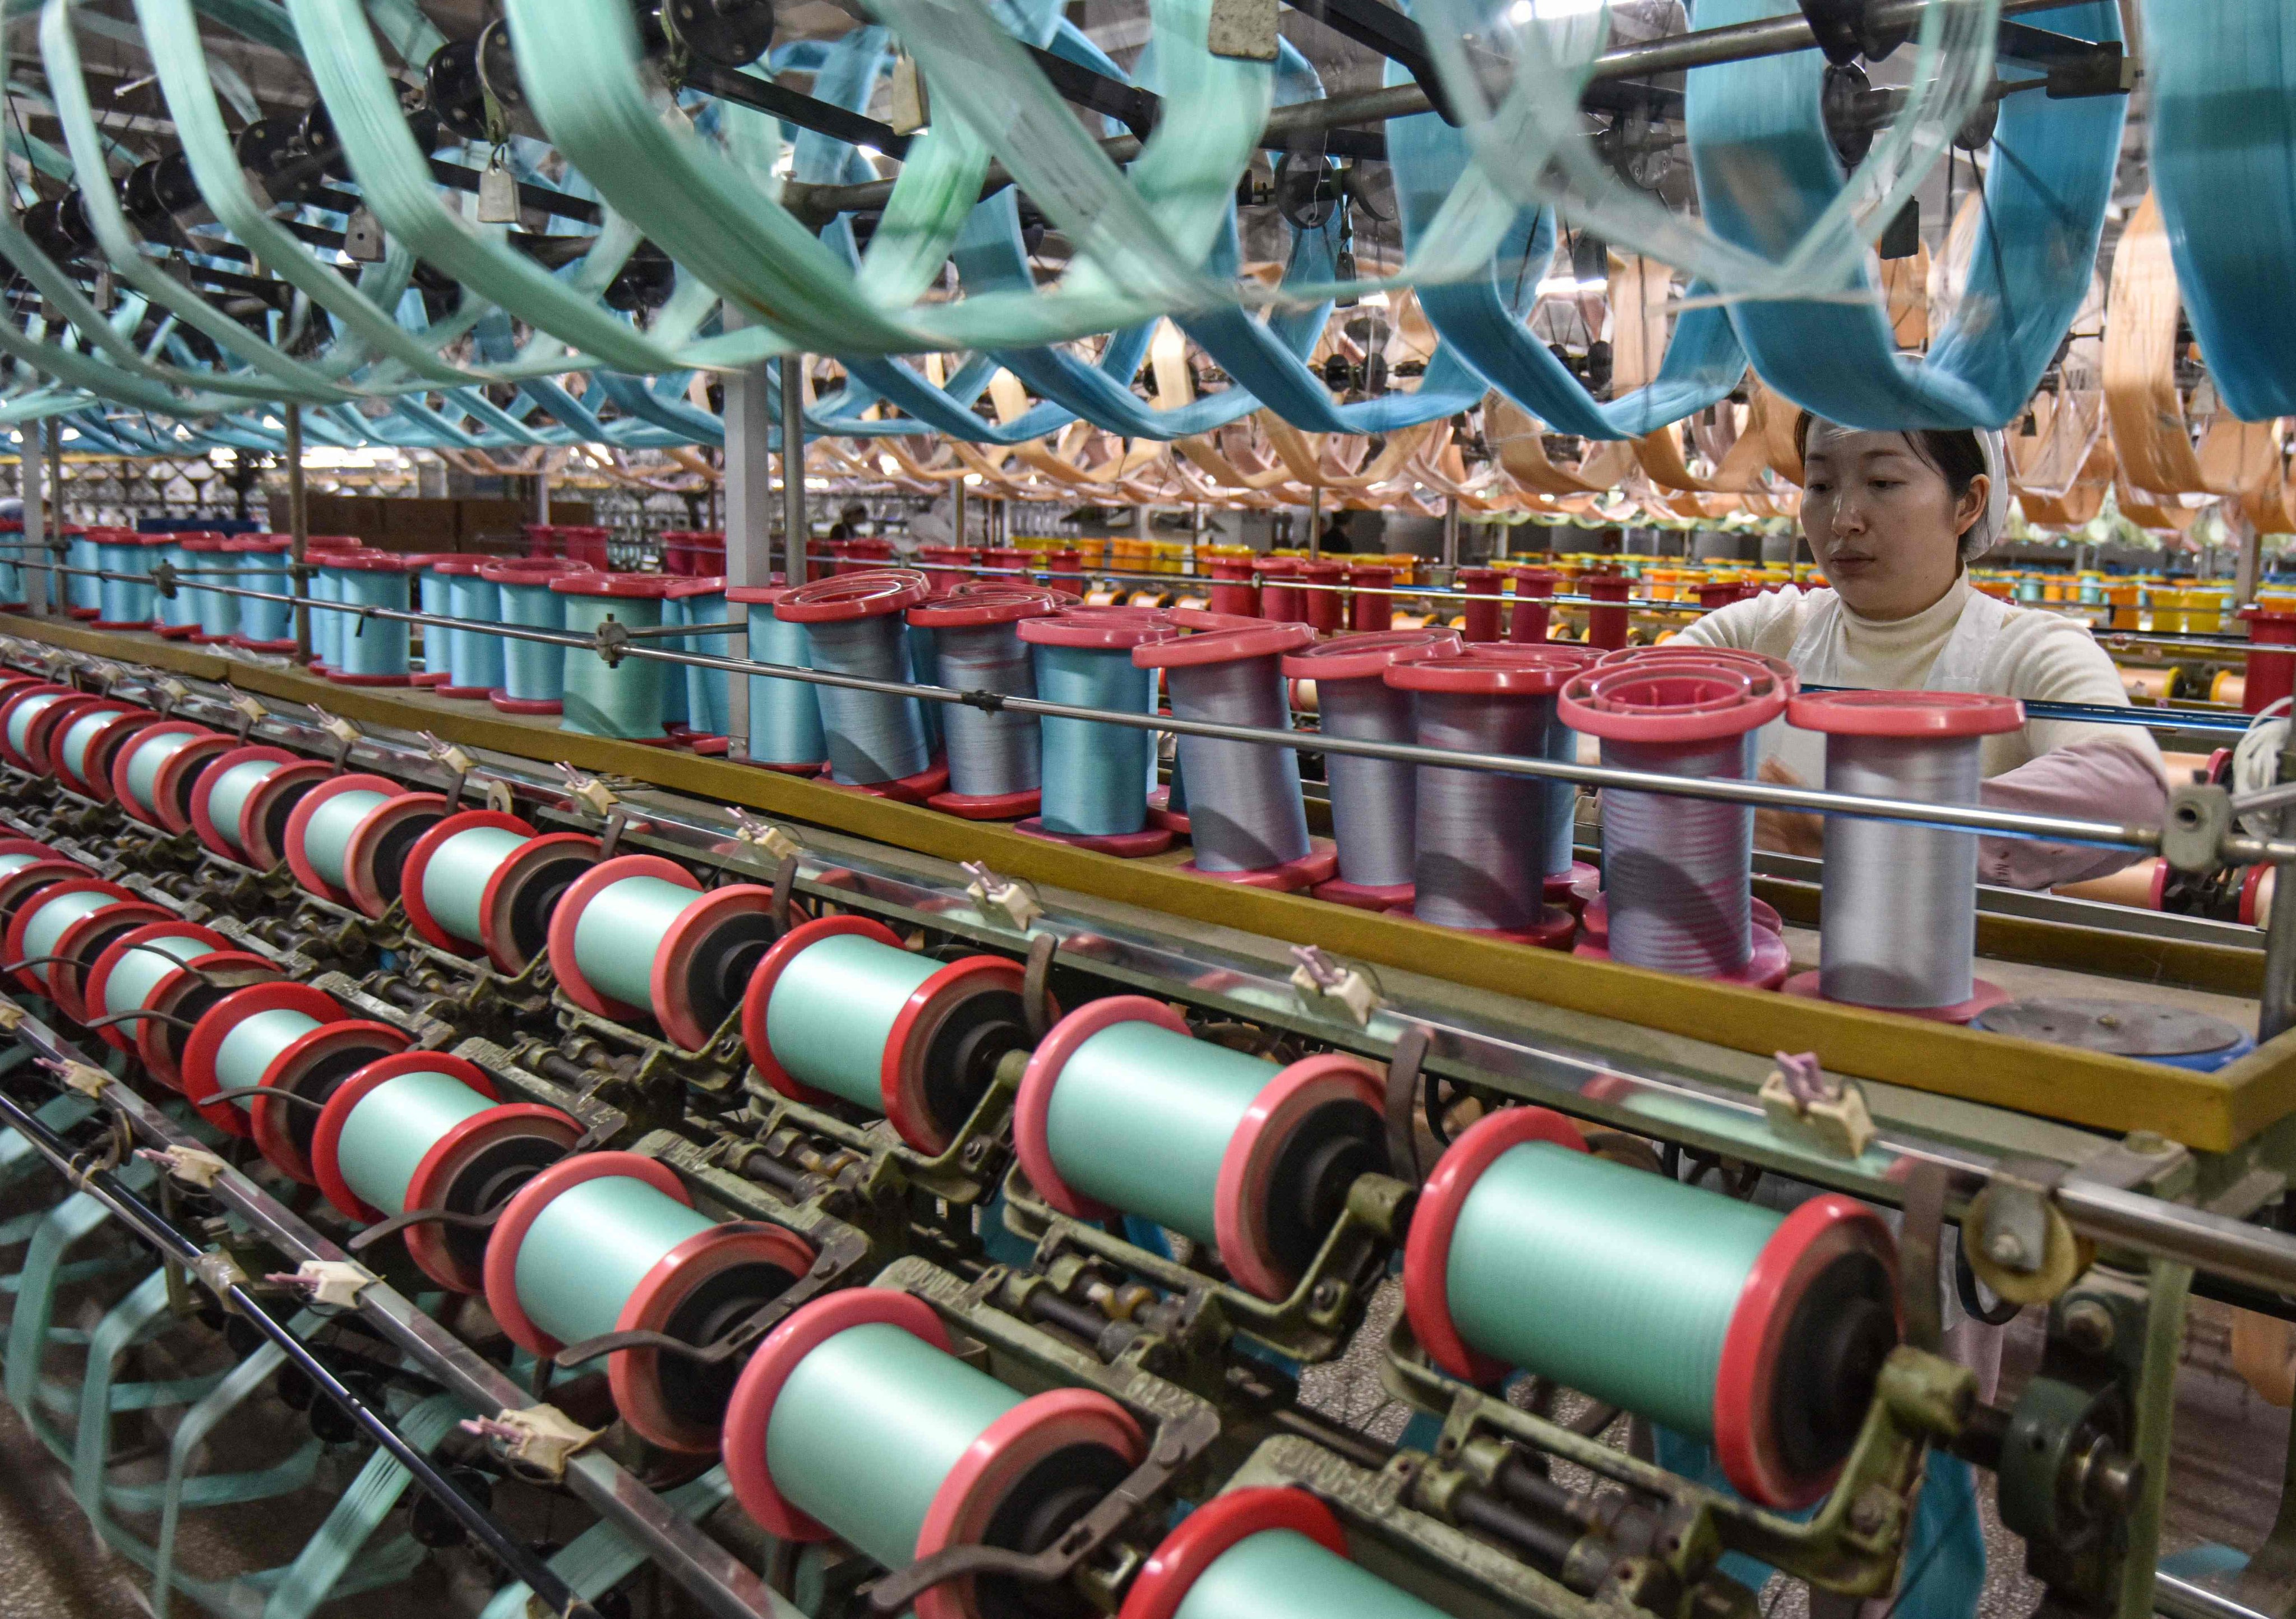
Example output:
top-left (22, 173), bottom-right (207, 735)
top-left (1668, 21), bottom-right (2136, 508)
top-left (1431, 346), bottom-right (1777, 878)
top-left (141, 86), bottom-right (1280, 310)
top-left (1799, 428), bottom-right (1988, 621)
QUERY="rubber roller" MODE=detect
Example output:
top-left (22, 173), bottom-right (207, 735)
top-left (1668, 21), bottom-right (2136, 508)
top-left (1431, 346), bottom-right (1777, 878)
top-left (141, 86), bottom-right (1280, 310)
top-left (727, 583), bottom-right (828, 773)
top-left (1015, 607), bottom-right (1179, 855)
top-left (486, 1151), bottom-right (817, 1452)
top-left (399, 810), bottom-right (602, 973)
top-left (723, 1289), bottom-right (1144, 1619)
top-left (109, 722), bottom-right (234, 833)
top-left (177, 983), bottom-right (410, 1174)
top-left (1015, 997), bottom-right (1386, 1300)
top-left (0, 682), bottom-right (85, 773)
top-left (283, 774), bottom-right (449, 914)
top-left (49, 699), bottom-right (153, 802)
top-left (82, 919), bottom-right (230, 1057)
top-left (742, 915), bottom-right (1033, 1154)
top-left (548, 854), bottom-right (780, 1050)
top-left (774, 570), bottom-right (943, 799)
top-left (188, 746), bottom-right (337, 868)
top-left (1402, 1106), bottom-right (1897, 1508)
top-left (555, 571), bottom-right (680, 741)
top-left (311, 1050), bottom-right (581, 1292)
top-left (1117, 1488), bottom-right (1450, 1619)
top-left (6, 877), bottom-right (168, 1021)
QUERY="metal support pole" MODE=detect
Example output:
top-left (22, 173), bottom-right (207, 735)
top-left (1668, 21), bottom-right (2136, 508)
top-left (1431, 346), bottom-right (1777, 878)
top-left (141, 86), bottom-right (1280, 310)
top-left (2263, 714), bottom-right (2296, 1043)
top-left (287, 405), bottom-right (310, 665)
top-left (534, 454), bottom-right (551, 529)
top-left (1308, 487), bottom-right (1322, 560)
top-left (1442, 496), bottom-right (1460, 573)
top-left (2235, 510), bottom-right (2263, 606)
top-left (953, 477), bottom-right (967, 554)
top-left (21, 421), bottom-right (47, 616)
top-left (779, 354), bottom-right (807, 581)
top-left (45, 423), bottom-right (62, 533)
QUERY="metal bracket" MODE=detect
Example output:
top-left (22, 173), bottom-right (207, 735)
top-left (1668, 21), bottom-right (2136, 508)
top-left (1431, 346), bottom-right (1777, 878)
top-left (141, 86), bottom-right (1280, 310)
top-left (267, 1258), bottom-right (379, 1309)
top-left (2163, 782), bottom-right (2233, 875)
top-left (1897, 1160), bottom-right (1947, 1354)
top-left (1022, 931), bottom-right (1058, 1041)
top-left (228, 691), bottom-right (268, 744)
top-left (151, 677), bottom-right (190, 718)
top-left (1288, 945), bottom-right (1382, 1027)
top-left (963, 861), bottom-right (1042, 931)
top-left (460, 1404), bottom-right (601, 1483)
top-left (136, 1143), bottom-right (229, 1189)
top-left (732, 808), bottom-right (802, 862)
top-left (421, 731), bottom-right (479, 806)
top-left (306, 704), bottom-right (362, 769)
top-left (1980, 1156), bottom-right (2062, 1276)
top-left (1384, 1022), bottom-right (1431, 1188)
top-left (768, 852), bottom-right (800, 935)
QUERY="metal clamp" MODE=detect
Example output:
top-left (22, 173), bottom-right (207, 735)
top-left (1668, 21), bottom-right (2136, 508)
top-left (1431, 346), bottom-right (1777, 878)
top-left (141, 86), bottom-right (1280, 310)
top-left (962, 861), bottom-right (1041, 931)
top-left (228, 690), bottom-right (269, 744)
top-left (135, 1144), bottom-right (229, 1190)
top-left (306, 705), bottom-right (362, 768)
top-left (420, 731), bottom-right (479, 806)
top-left (732, 808), bottom-right (802, 862)
top-left (2163, 782), bottom-right (2234, 874)
top-left (266, 1258), bottom-right (380, 1309)
top-left (459, 1404), bottom-right (601, 1483)
top-left (1757, 1050), bottom-right (1875, 1159)
top-left (1288, 945), bottom-right (1381, 1027)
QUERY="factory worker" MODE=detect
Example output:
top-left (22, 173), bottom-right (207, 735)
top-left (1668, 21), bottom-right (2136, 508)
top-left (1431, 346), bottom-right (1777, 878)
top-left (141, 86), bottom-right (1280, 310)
top-left (1677, 414), bottom-right (2169, 888)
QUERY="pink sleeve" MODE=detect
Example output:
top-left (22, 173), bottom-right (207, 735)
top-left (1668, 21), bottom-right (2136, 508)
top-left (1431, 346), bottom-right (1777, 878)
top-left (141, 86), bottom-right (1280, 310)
top-left (1976, 739), bottom-right (2168, 889)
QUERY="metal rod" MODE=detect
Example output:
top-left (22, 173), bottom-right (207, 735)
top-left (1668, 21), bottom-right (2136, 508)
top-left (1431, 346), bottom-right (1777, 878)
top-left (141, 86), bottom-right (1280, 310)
top-left (779, 356), bottom-right (806, 582)
top-left (2156, 1572), bottom-right (2271, 1619)
top-left (2261, 722), bottom-right (2296, 1041)
top-left (286, 404), bottom-right (308, 665)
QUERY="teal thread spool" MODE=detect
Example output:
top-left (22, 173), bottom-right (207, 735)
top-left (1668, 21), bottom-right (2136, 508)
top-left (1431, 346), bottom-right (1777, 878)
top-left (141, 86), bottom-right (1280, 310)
top-left (0, 528), bottom-right (19, 606)
top-left (398, 809), bottom-right (601, 972)
top-left (549, 855), bottom-right (780, 1049)
top-left (722, 1288), bottom-right (1143, 1608)
top-left (1015, 997), bottom-right (1385, 1300)
top-left (192, 750), bottom-right (294, 860)
top-left (178, 981), bottom-right (407, 1169)
top-left (414, 822), bottom-right (529, 947)
top-left (151, 537), bottom-right (201, 637)
top-left (1403, 1106), bottom-right (1898, 1509)
top-left (727, 584), bottom-right (826, 771)
top-left (1119, 1489), bottom-right (1450, 1619)
top-left (119, 728), bottom-right (207, 822)
top-left (13, 882), bottom-right (121, 993)
top-left (309, 551), bottom-right (352, 667)
top-left (3, 688), bottom-right (70, 765)
top-left (324, 552), bottom-right (415, 686)
top-left (906, 617), bottom-right (944, 753)
top-left (655, 590), bottom-right (692, 731)
top-left (487, 1152), bottom-right (817, 1452)
top-left (182, 536), bottom-right (239, 642)
top-left (331, 1064), bottom-right (490, 1216)
top-left (227, 536), bottom-right (294, 649)
top-left (65, 530), bottom-right (100, 616)
top-left (482, 558), bottom-right (585, 714)
top-left (54, 705), bottom-right (121, 791)
top-left (667, 577), bottom-right (732, 743)
top-left (285, 776), bottom-right (394, 897)
top-left (1015, 608), bottom-right (1177, 853)
top-left (433, 559), bottom-right (504, 698)
top-left (742, 915), bottom-right (1031, 1152)
top-left (93, 533), bottom-right (159, 628)
top-left (406, 554), bottom-right (455, 684)
top-left (98, 929), bottom-right (212, 1025)
top-left (909, 585), bottom-right (1064, 818)
top-left (553, 573), bottom-right (676, 741)
top-left (773, 570), bottom-right (934, 788)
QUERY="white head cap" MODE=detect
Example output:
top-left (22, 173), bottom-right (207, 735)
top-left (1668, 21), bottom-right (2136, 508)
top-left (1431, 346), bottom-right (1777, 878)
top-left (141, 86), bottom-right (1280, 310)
top-left (1960, 428), bottom-right (2009, 563)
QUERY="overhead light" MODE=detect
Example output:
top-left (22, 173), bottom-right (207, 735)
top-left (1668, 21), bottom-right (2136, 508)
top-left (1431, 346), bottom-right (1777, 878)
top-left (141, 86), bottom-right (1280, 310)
top-left (1534, 274), bottom-right (1606, 296)
top-left (1508, 0), bottom-right (1606, 22)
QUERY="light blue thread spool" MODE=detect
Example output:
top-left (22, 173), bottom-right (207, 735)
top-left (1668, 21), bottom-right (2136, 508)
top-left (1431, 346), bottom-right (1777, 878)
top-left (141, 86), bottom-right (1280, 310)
top-left (56, 708), bottom-right (114, 788)
top-left (655, 593), bottom-right (692, 731)
top-left (513, 1173), bottom-right (715, 1346)
top-left (6, 690), bottom-right (68, 763)
top-left (310, 559), bottom-right (348, 666)
top-left (95, 536), bottom-right (155, 626)
top-left (556, 575), bottom-right (673, 740)
top-left (906, 621), bottom-right (944, 753)
top-left (201, 756), bottom-right (284, 855)
top-left (419, 823), bottom-right (531, 948)
top-left (775, 571), bottom-right (931, 786)
top-left (1145, 632), bottom-right (1313, 873)
top-left (335, 1066), bottom-right (494, 1217)
top-left (66, 532), bottom-right (100, 615)
top-left (327, 558), bottom-right (413, 682)
top-left (569, 870), bottom-right (693, 1010)
top-left (231, 539), bottom-right (293, 645)
top-left (1155, 1521), bottom-right (1450, 1619)
top-left (301, 787), bottom-right (390, 891)
top-left (677, 583), bottom-right (734, 739)
top-left (1283, 631), bottom-right (1462, 891)
top-left (154, 539), bottom-right (201, 635)
top-left (186, 537), bottom-right (240, 641)
top-left (19, 887), bottom-right (116, 989)
top-left (484, 562), bottom-right (578, 711)
top-left (757, 931), bottom-right (937, 1111)
top-left (439, 564), bottom-right (505, 695)
top-left (1023, 617), bottom-right (1170, 836)
top-left (911, 589), bottom-right (1060, 804)
top-left (731, 586), bottom-right (826, 769)
top-left (123, 730), bottom-right (205, 819)
top-left (411, 557), bottom-right (453, 681)
top-left (100, 930), bottom-right (211, 1023)
top-left (0, 533), bottom-right (19, 606)
top-left (213, 1004), bottom-right (324, 1100)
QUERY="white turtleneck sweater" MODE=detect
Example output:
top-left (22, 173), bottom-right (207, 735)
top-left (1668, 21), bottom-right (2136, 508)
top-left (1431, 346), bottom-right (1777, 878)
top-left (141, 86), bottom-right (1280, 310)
top-left (1678, 576), bottom-right (2168, 887)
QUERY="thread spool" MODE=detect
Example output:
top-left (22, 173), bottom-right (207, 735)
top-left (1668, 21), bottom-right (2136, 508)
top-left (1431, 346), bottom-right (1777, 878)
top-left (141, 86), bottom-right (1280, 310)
top-left (1300, 560), bottom-right (1347, 633)
top-left (321, 551), bottom-right (417, 685)
top-left (151, 534), bottom-right (202, 638)
top-left (1456, 566), bottom-right (1503, 643)
top-left (64, 529), bottom-right (100, 617)
top-left (0, 683), bottom-right (76, 772)
top-left (311, 1050), bottom-right (581, 1291)
top-left (742, 916), bottom-right (1032, 1154)
top-left (0, 524), bottom-right (20, 608)
top-left (554, 572), bottom-right (678, 741)
top-left (0, 846), bottom-right (92, 937)
top-left (284, 773), bottom-right (446, 912)
top-left (1208, 557), bottom-right (1260, 618)
top-left (20, 878), bottom-right (172, 1023)
top-left (1584, 571), bottom-right (1632, 651)
top-left (398, 810), bottom-right (601, 973)
top-left (49, 700), bottom-right (148, 800)
top-left (178, 983), bottom-right (409, 1173)
top-left (93, 532), bottom-right (165, 629)
top-left (549, 854), bottom-right (780, 1050)
top-left (482, 558), bottom-right (589, 714)
top-left (83, 919), bottom-right (229, 1057)
top-left (181, 535), bottom-right (240, 643)
top-left (1559, 655), bottom-right (1794, 986)
top-left (431, 557), bottom-right (505, 698)
top-left (1509, 568), bottom-right (1558, 643)
top-left (667, 576), bottom-right (733, 750)
top-left (724, 583), bottom-right (828, 773)
top-left (775, 570), bottom-right (943, 797)
top-left (1016, 997), bottom-right (1385, 1300)
top-left (309, 552), bottom-right (347, 668)
top-left (6, 876), bottom-right (134, 999)
top-left (191, 745), bottom-right (335, 869)
top-left (654, 591), bottom-right (697, 733)
top-left (1119, 1489), bottom-right (1451, 1619)
top-left (2239, 604), bottom-right (2296, 714)
top-left (723, 1288), bottom-right (1144, 1619)
top-left (1405, 1106), bottom-right (1896, 1507)
top-left (1135, 620), bottom-right (1332, 890)
top-left (1015, 608), bottom-right (1178, 855)
top-left (487, 1152), bottom-right (817, 1451)
top-left (918, 546), bottom-right (981, 592)
top-left (109, 722), bottom-right (233, 832)
top-left (1780, 691), bottom-right (2022, 1021)
top-left (1259, 559), bottom-right (1306, 624)
top-left (1347, 565), bottom-right (1393, 632)
top-left (132, 945), bottom-right (281, 1094)
top-left (1281, 629), bottom-right (1463, 910)
top-left (910, 585), bottom-right (1065, 818)
top-left (17, 691), bottom-right (113, 779)
top-left (226, 536), bottom-right (296, 650)
top-left (1384, 645), bottom-right (1584, 944)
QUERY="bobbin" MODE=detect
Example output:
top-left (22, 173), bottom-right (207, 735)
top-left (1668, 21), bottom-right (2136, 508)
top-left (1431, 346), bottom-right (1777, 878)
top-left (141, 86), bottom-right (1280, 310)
top-left (554, 571), bottom-right (681, 742)
top-left (190, 746), bottom-right (320, 864)
top-left (486, 1151), bottom-right (818, 1452)
top-left (722, 1288), bottom-right (1145, 1619)
top-left (224, 535), bottom-right (297, 651)
top-left (181, 533), bottom-right (241, 644)
top-left (178, 982), bottom-right (409, 1164)
top-left (742, 915), bottom-right (1033, 1154)
top-left (38, 886), bottom-right (174, 1024)
top-left (282, 773), bottom-right (438, 911)
top-left (49, 700), bottom-right (153, 803)
top-left (17, 692), bottom-right (109, 781)
top-left (82, 919), bottom-right (230, 1055)
top-left (320, 549), bottom-right (418, 686)
top-left (311, 1049), bottom-right (582, 1292)
top-left (1385, 644), bottom-right (1586, 945)
top-left (429, 556), bottom-right (505, 698)
top-left (1781, 689), bottom-right (2023, 1021)
top-left (401, 553), bottom-right (457, 685)
top-left (6, 875), bottom-right (145, 1009)
top-left (399, 810), bottom-right (603, 972)
top-left (0, 851), bottom-right (93, 937)
top-left (726, 583), bottom-right (830, 773)
top-left (1015, 607), bottom-right (1178, 855)
top-left (135, 948), bottom-right (282, 1093)
top-left (1138, 618), bottom-right (1334, 891)
top-left (666, 575), bottom-right (734, 750)
top-left (481, 556), bottom-right (592, 714)
top-left (109, 721), bottom-right (234, 833)
top-left (908, 584), bottom-right (1065, 818)
top-left (0, 682), bottom-right (86, 774)
top-left (1014, 996), bottom-right (1387, 1300)
top-left (1403, 1106), bottom-right (1897, 1508)
top-left (1559, 654), bottom-right (1794, 986)
top-left (151, 531), bottom-right (202, 639)
top-left (1282, 628), bottom-right (1463, 910)
top-left (91, 531), bottom-right (169, 629)
top-left (1119, 1488), bottom-right (1448, 1619)
top-left (63, 528), bottom-right (100, 617)
top-left (548, 854), bottom-right (779, 1050)
top-left (775, 569), bottom-right (942, 799)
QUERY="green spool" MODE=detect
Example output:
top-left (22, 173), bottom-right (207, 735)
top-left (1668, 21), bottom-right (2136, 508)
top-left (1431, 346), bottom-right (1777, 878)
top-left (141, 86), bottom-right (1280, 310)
top-left (101, 932), bottom-right (211, 1020)
top-left (1447, 1142), bottom-right (1777, 1438)
top-left (302, 788), bottom-right (389, 889)
top-left (1045, 1021), bottom-right (1279, 1246)
top-left (20, 888), bottom-right (113, 975)
top-left (57, 709), bottom-right (110, 783)
top-left (6, 691), bottom-right (66, 759)
top-left (202, 758), bottom-right (284, 852)
top-left (570, 873), bottom-right (693, 1009)
top-left (421, 824), bottom-right (530, 945)
top-left (337, 1067), bottom-right (492, 1216)
top-left (126, 730), bottom-right (202, 811)
top-left (557, 583), bottom-right (671, 740)
top-left (1179, 1530), bottom-right (1448, 1619)
top-left (765, 1321), bottom-right (1021, 1569)
top-left (214, 1007), bottom-right (323, 1095)
top-left (761, 934), bottom-right (937, 1111)
top-left (0, 850), bottom-right (45, 882)
top-left (514, 1173), bottom-right (715, 1347)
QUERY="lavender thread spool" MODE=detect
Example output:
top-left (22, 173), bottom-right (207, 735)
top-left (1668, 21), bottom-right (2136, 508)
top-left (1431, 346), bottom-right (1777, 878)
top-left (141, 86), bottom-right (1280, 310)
top-left (909, 584), bottom-right (1064, 818)
top-left (774, 570), bottom-right (937, 795)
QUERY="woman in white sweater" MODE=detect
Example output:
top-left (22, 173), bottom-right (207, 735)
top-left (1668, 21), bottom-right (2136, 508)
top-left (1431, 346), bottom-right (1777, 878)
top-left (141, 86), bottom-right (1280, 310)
top-left (1676, 414), bottom-right (2169, 889)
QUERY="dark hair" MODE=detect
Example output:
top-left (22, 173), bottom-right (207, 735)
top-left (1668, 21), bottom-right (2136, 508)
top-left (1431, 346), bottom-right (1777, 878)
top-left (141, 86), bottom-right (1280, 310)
top-left (1793, 410), bottom-right (1987, 502)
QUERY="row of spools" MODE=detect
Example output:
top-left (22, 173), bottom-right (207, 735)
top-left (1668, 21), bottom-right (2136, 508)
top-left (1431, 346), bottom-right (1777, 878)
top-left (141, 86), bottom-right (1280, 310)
top-left (46, 539), bottom-right (2020, 1020)
top-left (0, 670), bottom-right (1905, 1616)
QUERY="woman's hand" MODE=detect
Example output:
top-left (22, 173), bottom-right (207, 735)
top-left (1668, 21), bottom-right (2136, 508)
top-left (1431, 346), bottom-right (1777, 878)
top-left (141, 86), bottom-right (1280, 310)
top-left (1753, 757), bottom-right (1827, 858)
